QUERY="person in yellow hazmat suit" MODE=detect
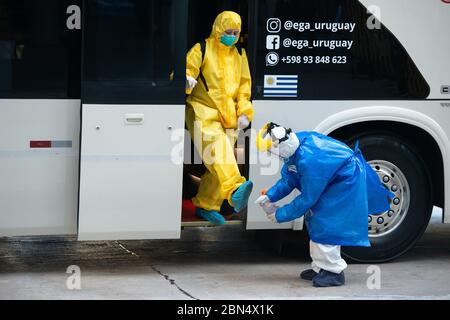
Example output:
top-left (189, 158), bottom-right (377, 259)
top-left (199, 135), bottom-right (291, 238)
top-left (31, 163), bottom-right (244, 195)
top-left (185, 11), bottom-right (254, 225)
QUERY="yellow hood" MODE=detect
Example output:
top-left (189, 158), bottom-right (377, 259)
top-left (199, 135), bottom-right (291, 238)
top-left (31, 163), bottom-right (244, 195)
top-left (209, 11), bottom-right (241, 41)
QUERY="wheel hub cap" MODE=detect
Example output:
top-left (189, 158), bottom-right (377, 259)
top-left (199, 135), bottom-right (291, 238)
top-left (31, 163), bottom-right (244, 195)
top-left (368, 160), bottom-right (410, 237)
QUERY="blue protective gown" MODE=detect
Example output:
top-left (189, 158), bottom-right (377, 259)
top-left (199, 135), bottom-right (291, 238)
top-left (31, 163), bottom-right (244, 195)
top-left (266, 132), bottom-right (392, 247)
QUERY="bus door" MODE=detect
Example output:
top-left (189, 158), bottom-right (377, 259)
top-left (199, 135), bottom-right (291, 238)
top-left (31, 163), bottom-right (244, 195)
top-left (78, 0), bottom-right (187, 240)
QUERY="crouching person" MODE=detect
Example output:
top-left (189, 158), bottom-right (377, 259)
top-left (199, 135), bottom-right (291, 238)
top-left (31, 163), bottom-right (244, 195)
top-left (255, 123), bottom-right (393, 287)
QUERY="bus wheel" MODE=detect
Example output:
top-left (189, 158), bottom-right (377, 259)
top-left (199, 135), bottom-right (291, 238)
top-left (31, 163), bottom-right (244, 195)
top-left (341, 133), bottom-right (433, 263)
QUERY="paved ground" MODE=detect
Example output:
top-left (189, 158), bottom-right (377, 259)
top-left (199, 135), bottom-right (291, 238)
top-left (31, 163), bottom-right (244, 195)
top-left (0, 208), bottom-right (449, 300)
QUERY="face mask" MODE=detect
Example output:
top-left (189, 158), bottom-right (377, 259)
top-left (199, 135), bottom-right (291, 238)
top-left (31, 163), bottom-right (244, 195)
top-left (220, 34), bottom-right (237, 46)
top-left (277, 133), bottom-right (300, 159)
top-left (264, 132), bottom-right (300, 160)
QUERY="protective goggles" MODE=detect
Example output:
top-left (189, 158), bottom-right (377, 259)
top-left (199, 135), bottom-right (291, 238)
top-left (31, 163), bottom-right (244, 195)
top-left (256, 122), bottom-right (292, 151)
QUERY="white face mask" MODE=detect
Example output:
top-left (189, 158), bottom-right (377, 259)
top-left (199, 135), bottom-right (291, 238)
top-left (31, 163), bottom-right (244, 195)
top-left (269, 131), bottom-right (300, 160)
top-left (277, 132), bottom-right (300, 159)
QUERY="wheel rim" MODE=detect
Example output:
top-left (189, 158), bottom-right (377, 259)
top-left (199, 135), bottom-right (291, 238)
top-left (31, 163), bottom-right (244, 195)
top-left (368, 160), bottom-right (410, 237)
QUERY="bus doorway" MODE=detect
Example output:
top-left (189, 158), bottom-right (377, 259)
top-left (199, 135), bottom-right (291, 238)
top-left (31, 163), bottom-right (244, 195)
top-left (181, 0), bottom-right (251, 226)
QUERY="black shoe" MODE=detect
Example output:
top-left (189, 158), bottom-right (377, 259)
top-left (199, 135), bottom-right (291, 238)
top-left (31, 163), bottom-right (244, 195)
top-left (313, 269), bottom-right (345, 287)
top-left (299, 269), bottom-right (318, 281)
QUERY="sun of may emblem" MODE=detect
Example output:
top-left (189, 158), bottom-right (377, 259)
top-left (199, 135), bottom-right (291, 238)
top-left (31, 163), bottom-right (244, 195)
top-left (266, 77), bottom-right (275, 85)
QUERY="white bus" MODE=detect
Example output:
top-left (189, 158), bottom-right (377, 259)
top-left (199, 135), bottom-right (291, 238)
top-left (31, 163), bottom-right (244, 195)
top-left (0, 0), bottom-right (448, 262)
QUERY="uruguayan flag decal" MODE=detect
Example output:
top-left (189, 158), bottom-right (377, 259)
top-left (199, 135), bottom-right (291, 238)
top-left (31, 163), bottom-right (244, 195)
top-left (264, 75), bottom-right (298, 98)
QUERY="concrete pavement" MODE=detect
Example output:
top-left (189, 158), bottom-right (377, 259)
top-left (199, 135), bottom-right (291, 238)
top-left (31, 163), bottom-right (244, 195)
top-left (0, 208), bottom-right (449, 300)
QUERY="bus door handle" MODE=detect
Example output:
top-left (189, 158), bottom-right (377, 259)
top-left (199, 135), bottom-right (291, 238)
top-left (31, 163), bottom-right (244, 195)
top-left (124, 114), bottom-right (144, 125)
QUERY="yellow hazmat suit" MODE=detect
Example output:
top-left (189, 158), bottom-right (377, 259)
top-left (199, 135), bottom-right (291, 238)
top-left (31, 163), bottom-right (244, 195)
top-left (186, 11), bottom-right (254, 212)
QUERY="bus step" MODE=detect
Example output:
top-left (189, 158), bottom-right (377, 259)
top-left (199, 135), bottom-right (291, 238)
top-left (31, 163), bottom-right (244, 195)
top-left (181, 220), bottom-right (243, 228)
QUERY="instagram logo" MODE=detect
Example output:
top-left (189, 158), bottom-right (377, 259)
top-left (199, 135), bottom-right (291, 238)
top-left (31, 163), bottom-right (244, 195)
top-left (267, 18), bottom-right (281, 33)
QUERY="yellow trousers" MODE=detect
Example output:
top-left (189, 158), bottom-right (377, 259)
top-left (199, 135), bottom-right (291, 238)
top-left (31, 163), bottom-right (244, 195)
top-left (186, 106), bottom-right (246, 212)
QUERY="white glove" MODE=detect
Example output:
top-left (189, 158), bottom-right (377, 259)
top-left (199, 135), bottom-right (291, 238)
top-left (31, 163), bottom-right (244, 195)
top-left (255, 195), bottom-right (278, 215)
top-left (266, 212), bottom-right (277, 223)
top-left (186, 76), bottom-right (197, 90)
top-left (255, 195), bottom-right (279, 224)
top-left (237, 114), bottom-right (250, 130)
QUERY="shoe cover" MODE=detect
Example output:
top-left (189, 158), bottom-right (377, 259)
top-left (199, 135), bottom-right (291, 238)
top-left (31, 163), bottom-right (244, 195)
top-left (299, 269), bottom-right (318, 281)
top-left (312, 270), bottom-right (345, 287)
top-left (231, 180), bottom-right (253, 212)
top-left (196, 208), bottom-right (226, 225)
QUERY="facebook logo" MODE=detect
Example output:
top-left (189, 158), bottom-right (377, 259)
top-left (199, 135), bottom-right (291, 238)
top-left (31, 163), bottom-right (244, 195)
top-left (266, 35), bottom-right (280, 50)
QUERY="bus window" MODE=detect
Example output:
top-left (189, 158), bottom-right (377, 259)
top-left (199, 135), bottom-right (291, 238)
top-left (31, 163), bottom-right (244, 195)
top-left (0, 0), bottom-right (81, 99)
top-left (252, 0), bottom-right (430, 100)
top-left (82, 0), bottom-right (185, 105)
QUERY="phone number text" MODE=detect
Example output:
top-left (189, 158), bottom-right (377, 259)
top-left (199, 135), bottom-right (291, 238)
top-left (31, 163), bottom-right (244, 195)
top-left (281, 55), bottom-right (347, 64)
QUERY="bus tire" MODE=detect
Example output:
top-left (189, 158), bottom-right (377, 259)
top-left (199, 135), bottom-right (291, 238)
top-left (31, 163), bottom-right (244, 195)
top-left (340, 132), bottom-right (433, 263)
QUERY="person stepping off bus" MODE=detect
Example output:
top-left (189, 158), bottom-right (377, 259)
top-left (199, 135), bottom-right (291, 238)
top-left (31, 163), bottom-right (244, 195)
top-left (185, 11), bottom-right (254, 225)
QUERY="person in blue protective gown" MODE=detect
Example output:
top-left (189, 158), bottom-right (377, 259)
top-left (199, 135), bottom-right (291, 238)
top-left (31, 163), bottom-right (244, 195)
top-left (255, 123), bottom-right (393, 287)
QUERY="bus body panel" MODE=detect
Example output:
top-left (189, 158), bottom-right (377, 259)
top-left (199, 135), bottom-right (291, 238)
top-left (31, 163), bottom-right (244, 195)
top-left (246, 99), bottom-right (449, 229)
top-left (78, 104), bottom-right (184, 240)
top-left (359, 0), bottom-right (450, 99)
top-left (0, 99), bottom-right (79, 236)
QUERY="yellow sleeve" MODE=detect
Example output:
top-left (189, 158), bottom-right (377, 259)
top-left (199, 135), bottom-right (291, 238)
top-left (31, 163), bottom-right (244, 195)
top-left (186, 43), bottom-right (203, 95)
top-left (236, 48), bottom-right (254, 122)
